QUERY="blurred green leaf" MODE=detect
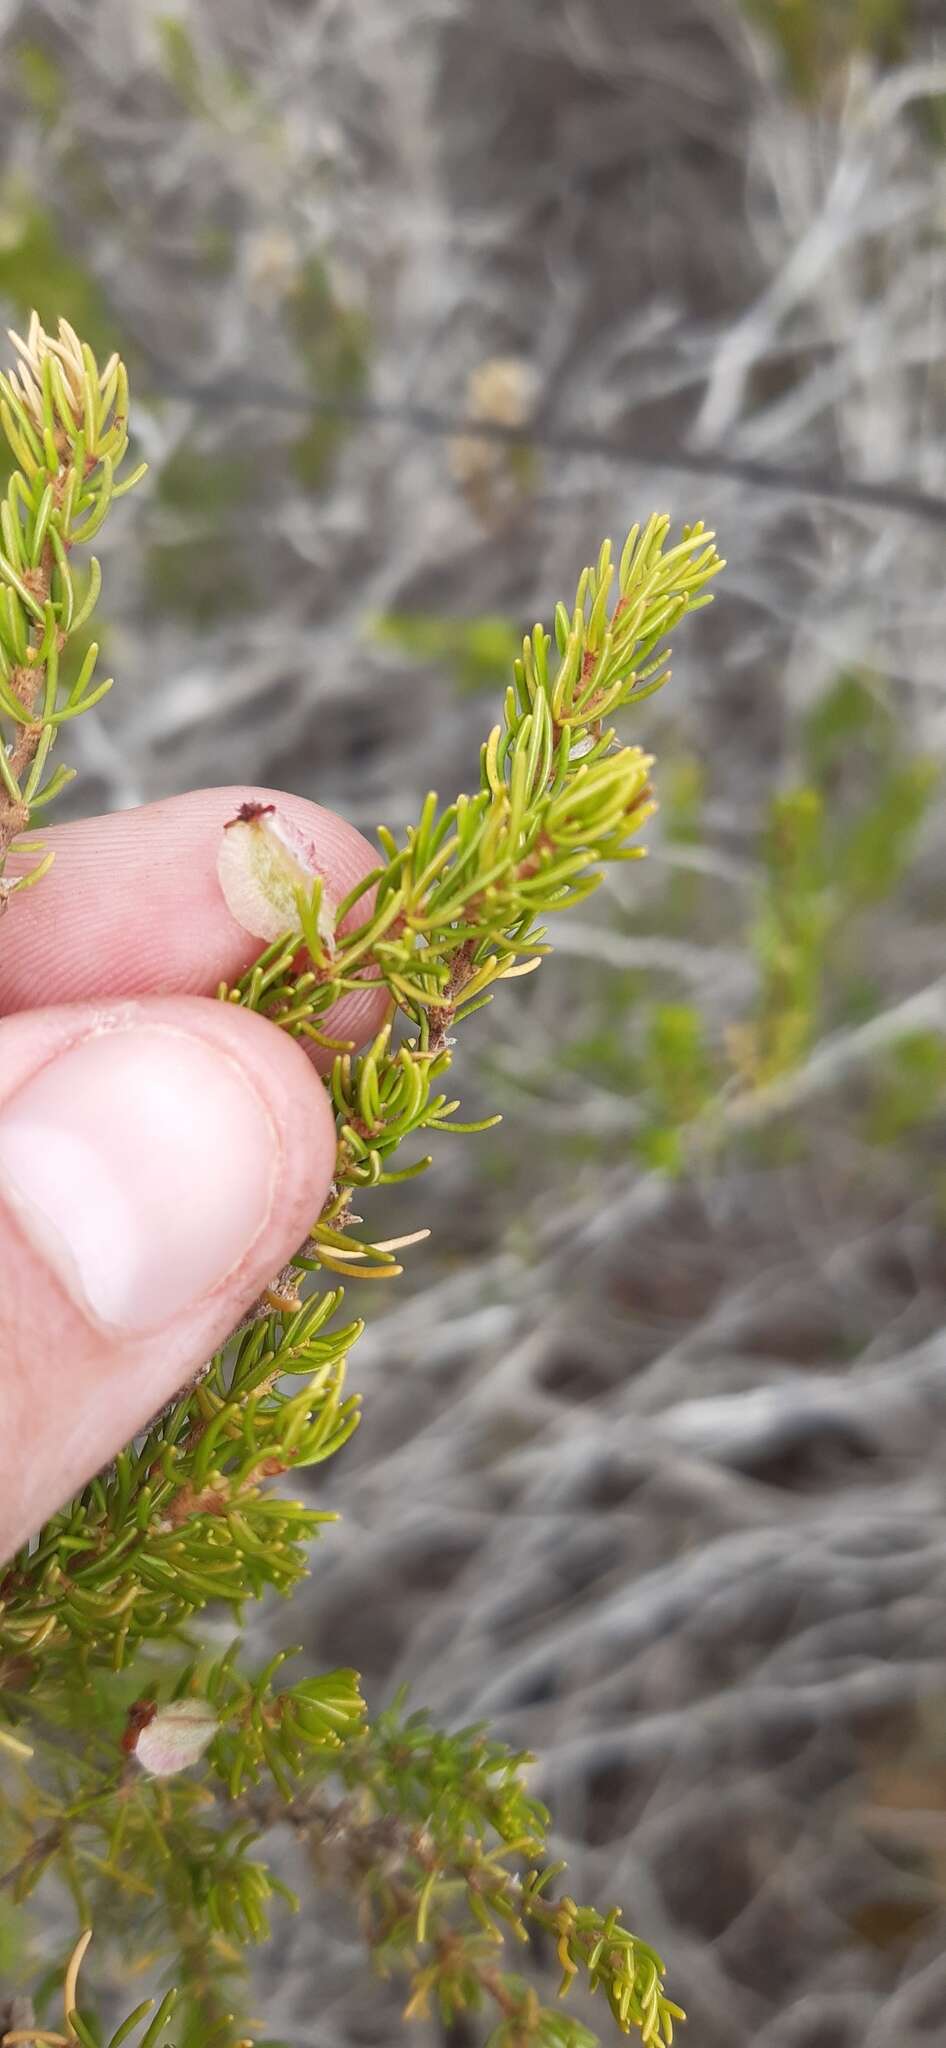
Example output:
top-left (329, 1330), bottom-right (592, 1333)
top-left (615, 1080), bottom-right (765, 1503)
top-left (0, 184), bottom-right (114, 357)
top-left (741, 0), bottom-right (908, 100)
top-left (868, 1029), bottom-right (946, 1143)
top-left (644, 1002), bottom-right (714, 1122)
top-left (803, 669), bottom-right (889, 779)
top-left (157, 445), bottom-right (255, 518)
top-left (156, 15), bottom-right (204, 112)
top-left (284, 257), bottom-right (370, 490)
top-left (374, 612), bottom-right (522, 695)
top-left (662, 751), bottom-right (705, 843)
top-left (836, 757), bottom-right (939, 905)
top-left (16, 42), bottom-right (66, 127)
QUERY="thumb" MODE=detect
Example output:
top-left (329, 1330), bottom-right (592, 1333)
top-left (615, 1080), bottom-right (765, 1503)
top-left (0, 995), bottom-right (337, 1560)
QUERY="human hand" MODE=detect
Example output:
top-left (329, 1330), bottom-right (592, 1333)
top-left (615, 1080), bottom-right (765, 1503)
top-left (0, 787), bottom-right (386, 1561)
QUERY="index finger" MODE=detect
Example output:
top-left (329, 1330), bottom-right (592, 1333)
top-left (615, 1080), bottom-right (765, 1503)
top-left (0, 786), bottom-right (388, 1064)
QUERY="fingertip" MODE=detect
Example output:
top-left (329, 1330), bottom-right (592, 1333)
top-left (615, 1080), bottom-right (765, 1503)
top-left (0, 787), bottom-right (390, 1062)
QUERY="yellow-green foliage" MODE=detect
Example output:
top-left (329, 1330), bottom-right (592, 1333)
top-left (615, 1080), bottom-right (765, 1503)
top-left (0, 319), bottom-right (723, 2048)
top-left (384, 598), bottom-right (942, 1181)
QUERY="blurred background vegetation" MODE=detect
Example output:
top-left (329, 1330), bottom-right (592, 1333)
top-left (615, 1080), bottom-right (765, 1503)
top-left (3, 2), bottom-right (946, 2045)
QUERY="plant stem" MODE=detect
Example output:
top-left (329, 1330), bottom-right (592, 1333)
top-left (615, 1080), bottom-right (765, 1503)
top-left (0, 537), bottom-right (55, 876)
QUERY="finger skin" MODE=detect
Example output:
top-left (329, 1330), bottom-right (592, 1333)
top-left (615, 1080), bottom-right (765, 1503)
top-left (0, 994), bottom-right (338, 1561)
top-left (0, 787), bottom-right (387, 1064)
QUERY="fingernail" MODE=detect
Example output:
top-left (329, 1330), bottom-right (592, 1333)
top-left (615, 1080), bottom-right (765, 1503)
top-left (0, 1023), bottom-right (279, 1335)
